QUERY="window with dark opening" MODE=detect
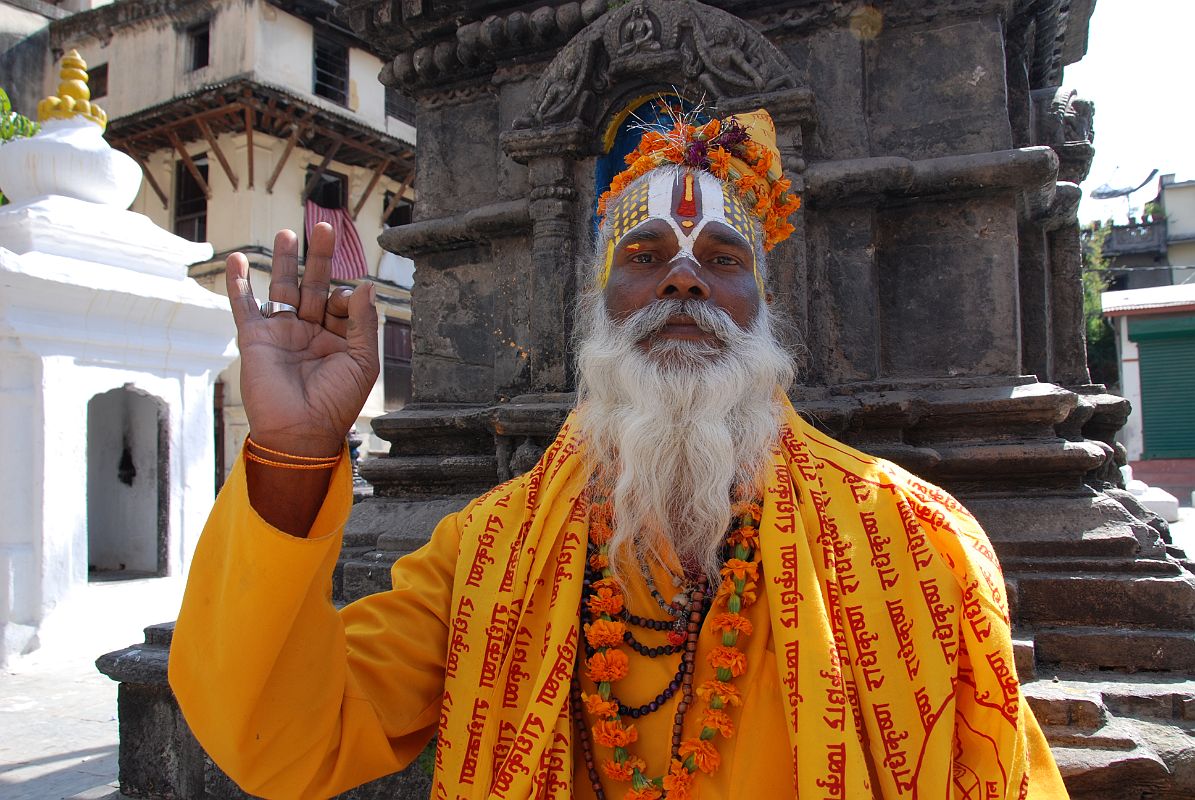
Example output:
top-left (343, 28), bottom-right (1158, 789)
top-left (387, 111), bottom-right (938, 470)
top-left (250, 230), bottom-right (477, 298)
top-left (383, 318), bottom-right (413, 411)
top-left (307, 167), bottom-right (347, 210)
top-left (384, 190), bottom-right (413, 227)
top-left (187, 21), bottom-right (210, 71)
top-left (384, 87), bottom-right (415, 123)
top-left (174, 155), bottom-right (208, 243)
top-left (89, 63), bottom-right (108, 100)
top-left (313, 33), bottom-right (349, 106)
top-left (304, 167), bottom-right (347, 259)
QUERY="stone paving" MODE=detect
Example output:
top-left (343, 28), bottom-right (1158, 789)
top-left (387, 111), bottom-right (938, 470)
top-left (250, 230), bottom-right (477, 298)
top-left (2, 514), bottom-right (1193, 800)
top-left (1, 576), bottom-right (185, 800)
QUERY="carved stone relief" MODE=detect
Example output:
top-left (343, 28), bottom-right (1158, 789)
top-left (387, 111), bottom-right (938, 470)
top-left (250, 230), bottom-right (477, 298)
top-left (516, 0), bottom-right (798, 130)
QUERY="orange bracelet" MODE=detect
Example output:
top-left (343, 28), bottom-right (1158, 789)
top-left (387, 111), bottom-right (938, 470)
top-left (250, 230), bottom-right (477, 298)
top-left (244, 450), bottom-right (337, 471)
top-left (246, 435), bottom-right (341, 463)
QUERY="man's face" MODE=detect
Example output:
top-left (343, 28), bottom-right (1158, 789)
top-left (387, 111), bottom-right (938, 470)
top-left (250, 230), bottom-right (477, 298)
top-left (601, 170), bottom-right (762, 350)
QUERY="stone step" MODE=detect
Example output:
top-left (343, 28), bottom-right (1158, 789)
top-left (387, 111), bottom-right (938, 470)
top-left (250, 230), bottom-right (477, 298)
top-left (1022, 672), bottom-right (1195, 732)
top-left (1023, 681), bottom-right (1106, 730)
top-left (1032, 627), bottom-right (1195, 672)
top-left (1003, 555), bottom-right (1182, 575)
top-left (1011, 572), bottom-right (1195, 628)
top-left (1012, 636), bottom-right (1036, 681)
top-left (1051, 741), bottom-right (1170, 800)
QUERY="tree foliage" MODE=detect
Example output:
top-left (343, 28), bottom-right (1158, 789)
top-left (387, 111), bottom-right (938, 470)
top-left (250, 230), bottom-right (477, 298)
top-left (0, 88), bottom-right (39, 205)
top-left (1080, 221), bottom-right (1118, 388)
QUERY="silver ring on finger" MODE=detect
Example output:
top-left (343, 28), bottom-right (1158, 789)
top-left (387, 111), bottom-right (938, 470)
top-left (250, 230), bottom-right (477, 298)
top-left (260, 300), bottom-right (298, 317)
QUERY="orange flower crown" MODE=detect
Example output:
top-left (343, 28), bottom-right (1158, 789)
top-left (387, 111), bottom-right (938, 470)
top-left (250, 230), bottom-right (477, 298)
top-left (597, 105), bottom-right (802, 251)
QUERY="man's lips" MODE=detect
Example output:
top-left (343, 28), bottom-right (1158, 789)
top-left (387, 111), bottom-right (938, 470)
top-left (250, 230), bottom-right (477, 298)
top-left (656, 314), bottom-right (715, 340)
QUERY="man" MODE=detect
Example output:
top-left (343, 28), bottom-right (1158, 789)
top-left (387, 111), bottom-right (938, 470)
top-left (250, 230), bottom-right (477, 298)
top-left (170, 108), bottom-right (1067, 799)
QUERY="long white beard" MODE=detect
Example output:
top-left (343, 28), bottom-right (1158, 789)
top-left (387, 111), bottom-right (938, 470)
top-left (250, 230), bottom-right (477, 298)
top-left (573, 293), bottom-right (796, 584)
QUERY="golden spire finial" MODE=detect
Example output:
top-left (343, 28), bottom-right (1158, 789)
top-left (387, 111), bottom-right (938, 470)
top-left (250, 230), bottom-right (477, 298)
top-left (37, 49), bottom-right (108, 130)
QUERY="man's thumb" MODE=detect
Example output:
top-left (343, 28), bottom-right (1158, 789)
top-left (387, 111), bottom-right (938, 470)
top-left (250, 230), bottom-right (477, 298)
top-left (346, 283), bottom-right (380, 379)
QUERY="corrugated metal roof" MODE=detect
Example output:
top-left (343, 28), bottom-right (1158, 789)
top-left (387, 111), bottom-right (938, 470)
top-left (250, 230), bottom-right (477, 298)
top-left (1103, 283), bottom-right (1195, 315)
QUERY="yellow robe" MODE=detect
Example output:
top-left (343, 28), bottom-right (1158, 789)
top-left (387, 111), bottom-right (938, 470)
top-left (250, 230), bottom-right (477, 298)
top-left (170, 405), bottom-right (1067, 800)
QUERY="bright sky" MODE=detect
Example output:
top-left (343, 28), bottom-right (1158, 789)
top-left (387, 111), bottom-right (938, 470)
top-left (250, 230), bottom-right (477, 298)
top-left (1064, 0), bottom-right (1195, 223)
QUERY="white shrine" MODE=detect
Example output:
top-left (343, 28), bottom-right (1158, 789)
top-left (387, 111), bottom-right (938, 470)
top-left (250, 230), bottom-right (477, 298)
top-left (0, 52), bottom-right (236, 665)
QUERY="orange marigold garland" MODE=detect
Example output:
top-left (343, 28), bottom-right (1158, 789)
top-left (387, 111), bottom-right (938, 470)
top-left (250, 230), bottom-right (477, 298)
top-left (597, 103), bottom-right (802, 251)
top-left (576, 487), bottom-right (764, 798)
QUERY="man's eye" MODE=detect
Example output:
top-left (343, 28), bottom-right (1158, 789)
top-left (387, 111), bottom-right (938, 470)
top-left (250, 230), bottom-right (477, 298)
top-left (710, 255), bottom-right (742, 267)
top-left (629, 252), bottom-right (656, 264)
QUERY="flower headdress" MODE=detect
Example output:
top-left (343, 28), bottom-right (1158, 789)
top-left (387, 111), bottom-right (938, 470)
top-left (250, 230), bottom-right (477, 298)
top-left (597, 103), bottom-right (801, 251)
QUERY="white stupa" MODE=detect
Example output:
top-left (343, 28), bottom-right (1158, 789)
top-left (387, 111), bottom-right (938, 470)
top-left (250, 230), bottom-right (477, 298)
top-left (0, 52), bottom-right (237, 665)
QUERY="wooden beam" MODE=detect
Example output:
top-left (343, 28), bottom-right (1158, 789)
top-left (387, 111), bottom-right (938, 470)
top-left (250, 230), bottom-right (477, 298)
top-left (167, 130), bottom-right (211, 200)
top-left (266, 112), bottom-right (314, 194)
top-left (244, 105), bottom-right (254, 189)
top-left (300, 135), bottom-right (344, 202)
top-left (351, 158), bottom-right (389, 220)
top-left (196, 118), bottom-right (238, 191)
top-left (382, 167), bottom-right (415, 222)
top-left (129, 152), bottom-right (168, 209)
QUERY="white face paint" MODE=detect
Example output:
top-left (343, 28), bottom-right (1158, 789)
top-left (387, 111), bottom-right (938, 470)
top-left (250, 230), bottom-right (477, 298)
top-left (599, 167), bottom-right (761, 290)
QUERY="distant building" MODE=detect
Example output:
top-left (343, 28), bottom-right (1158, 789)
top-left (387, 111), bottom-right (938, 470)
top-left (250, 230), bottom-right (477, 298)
top-left (1101, 173), bottom-right (1195, 290)
top-left (0, 0), bottom-right (418, 477)
top-left (1102, 285), bottom-right (1195, 498)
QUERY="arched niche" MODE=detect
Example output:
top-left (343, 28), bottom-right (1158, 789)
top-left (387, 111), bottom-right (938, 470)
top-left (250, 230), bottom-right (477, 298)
top-left (499, 0), bottom-right (816, 392)
top-left (87, 384), bottom-right (169, 580)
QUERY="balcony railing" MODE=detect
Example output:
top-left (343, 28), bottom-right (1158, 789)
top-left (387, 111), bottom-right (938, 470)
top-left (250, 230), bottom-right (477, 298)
top-left (1103, 220), bottom-right (1168, 256)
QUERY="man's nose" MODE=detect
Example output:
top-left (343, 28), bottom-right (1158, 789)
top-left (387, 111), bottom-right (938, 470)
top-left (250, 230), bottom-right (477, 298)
top-left (657, 255), bottom-right (710, 299)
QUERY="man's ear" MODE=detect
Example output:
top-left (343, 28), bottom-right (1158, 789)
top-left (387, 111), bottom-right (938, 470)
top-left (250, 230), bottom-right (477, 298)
top-left (764, 291), bottom-right (775, 305)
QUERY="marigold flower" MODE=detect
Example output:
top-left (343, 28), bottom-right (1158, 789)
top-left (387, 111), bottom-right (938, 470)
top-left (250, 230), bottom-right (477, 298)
top-left (696, 680), bottom-right (743, 707)
top-left (625, 788), bottom-right (663, 800)
top-left (710, 613), bottom-right (753, 637)
top-left (589, 552), bottom-right (609, 571)
top-left (583, 693), bottom-right (619, 719)
top-left (602, 756), bottom-right (644, 782)
top-left (586, 648), bottom-right (629, 682)
top-left (587, 585), bottom-right (624, 617)
top-left (707, 147), bottom-right (732, 180)
top-left (730, 500), bottom-right (762, 521)
top-left (721, 558), bottom-right (759, 583)
top-left (727, 524), bottom-right (760, 550)
top-left (698, 118), bottom-right (721, 140)
top-left (590, 516), bottom-right (614, 545)
top-left (702, 708), bottom-right (735, 737)
top-left (707, 645), bottom-right (748, 677)
top-left (662, 760), bottom-right (695, 798)
top-left (592, 719), bottom-right (638, 748)
top-left (585, 618), bottom-right (626, 650)
top-left (679, 737), bottom-right (721, 774)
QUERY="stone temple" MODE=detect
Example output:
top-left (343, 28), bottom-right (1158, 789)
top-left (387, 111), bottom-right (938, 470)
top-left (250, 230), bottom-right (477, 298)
top-left (99, 1), bottom-right (1195, 798)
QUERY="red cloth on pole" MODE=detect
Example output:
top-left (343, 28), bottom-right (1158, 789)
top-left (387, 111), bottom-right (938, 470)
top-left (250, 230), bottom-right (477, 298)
top-left (304, 200), bottom-right (369, 279)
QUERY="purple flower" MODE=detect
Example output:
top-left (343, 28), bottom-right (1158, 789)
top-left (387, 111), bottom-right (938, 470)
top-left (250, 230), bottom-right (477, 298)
top-left (685, 141), bottom-right (709, 168)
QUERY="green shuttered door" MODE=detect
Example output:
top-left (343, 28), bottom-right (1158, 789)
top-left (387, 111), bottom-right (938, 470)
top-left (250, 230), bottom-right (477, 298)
top-left (1130, 316), bottom-right (1195, 458)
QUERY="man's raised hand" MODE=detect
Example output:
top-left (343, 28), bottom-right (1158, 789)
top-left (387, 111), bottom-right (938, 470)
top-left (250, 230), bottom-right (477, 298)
top-left (226, 222), bottom-right (380, 461)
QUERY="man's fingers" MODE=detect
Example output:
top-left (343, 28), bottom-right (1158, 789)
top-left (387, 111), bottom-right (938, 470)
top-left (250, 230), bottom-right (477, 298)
top-left (269, 229), bottom-right (300, 310)
top-left (345, 283), bottom-right (381, 379)
top-left (299, 222), bottom-right (335, 323)
top-left (324, 287), bottom-right (352, 338)
top-left (225, 252), bottom-right (260, 326)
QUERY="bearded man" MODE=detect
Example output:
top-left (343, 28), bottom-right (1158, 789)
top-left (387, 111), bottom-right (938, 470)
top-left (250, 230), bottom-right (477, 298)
top-left (170, 109), bottom-right (1068, 800)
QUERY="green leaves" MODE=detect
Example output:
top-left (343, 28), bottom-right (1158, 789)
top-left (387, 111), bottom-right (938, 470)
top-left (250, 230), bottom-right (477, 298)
top-left (0, 88), bottom-right (39, 205)
top-left (0, 88), bottom-right (38, 143)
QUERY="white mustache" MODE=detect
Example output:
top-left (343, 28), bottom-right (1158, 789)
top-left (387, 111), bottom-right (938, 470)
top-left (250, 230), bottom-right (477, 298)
top-left (615, 299), bottom-right (742, 343)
